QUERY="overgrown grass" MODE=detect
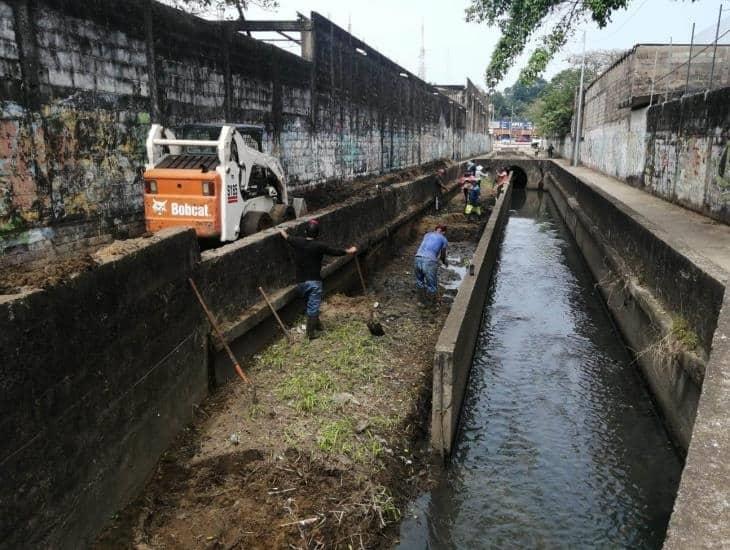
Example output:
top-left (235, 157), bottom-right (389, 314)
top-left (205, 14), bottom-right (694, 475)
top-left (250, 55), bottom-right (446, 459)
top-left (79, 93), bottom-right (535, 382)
top-left (317, 419), bottom-right (384, 463)
top-left (277, 371), bottom-right (335, 412)
top-left (671, 315), bottom-right (700, 351)
top-left (257, 318), bottom-right (386, 413)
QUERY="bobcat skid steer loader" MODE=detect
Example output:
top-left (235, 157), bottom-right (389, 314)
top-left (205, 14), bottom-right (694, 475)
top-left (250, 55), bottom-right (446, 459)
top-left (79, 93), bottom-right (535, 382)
top-left (143, 123), bottom-right (304, 241)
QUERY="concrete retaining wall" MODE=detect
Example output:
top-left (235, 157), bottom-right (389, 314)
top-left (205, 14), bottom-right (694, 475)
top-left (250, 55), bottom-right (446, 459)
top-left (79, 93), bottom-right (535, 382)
top-left (545, 161), bottom-right (725, 450)
top-left (0, 162), bottom-right (460, 548)
top-left (431, 181), bottom-right (512, 457)
top-left (0, 228), bottom-right (206, 549)
top-left (664, 289), bottom-right (730, 549)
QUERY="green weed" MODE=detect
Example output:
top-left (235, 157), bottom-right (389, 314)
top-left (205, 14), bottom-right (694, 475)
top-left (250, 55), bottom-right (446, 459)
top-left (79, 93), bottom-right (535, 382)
top-left (671, 316), bottom-right (700, 351)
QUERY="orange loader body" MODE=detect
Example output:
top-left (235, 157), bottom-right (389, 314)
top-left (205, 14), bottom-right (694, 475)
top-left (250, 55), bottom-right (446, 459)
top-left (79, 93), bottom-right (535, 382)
top-left (143, 169), bottom-right (222, 238)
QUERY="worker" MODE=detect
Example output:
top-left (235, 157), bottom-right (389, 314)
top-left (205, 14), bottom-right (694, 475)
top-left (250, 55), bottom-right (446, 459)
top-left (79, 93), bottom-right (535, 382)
top-left (547, 144), bottom-right (555, 158)
top-left (465, 179), bottom-right (482, 220)
top-left (461, 174), bottom-right (475, 203)
top-left (414, 224), bottom-right (448, 306)
top-left (279, 220), bottom-right (357, 340)
top-left (434, 168), bottom-right (448, 211)
top-left (475, 165), bottom-right (489, 183)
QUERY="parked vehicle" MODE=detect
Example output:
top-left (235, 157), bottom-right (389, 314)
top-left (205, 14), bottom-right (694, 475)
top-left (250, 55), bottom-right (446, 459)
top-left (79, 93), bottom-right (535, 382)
top-left (143, 123), bottom-right (303, 241)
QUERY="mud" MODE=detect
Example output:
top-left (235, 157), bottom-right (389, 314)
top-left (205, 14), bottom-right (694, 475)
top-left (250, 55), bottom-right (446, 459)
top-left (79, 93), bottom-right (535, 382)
top-left (0, 254), bottom-right (99, 294)
top-left (94, 194), bottom-right (487, 549)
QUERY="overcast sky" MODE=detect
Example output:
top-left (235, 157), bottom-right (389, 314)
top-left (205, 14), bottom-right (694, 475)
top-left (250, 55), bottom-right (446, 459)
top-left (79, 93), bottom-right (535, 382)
top-left (240, 0), bottom-right (728, 91)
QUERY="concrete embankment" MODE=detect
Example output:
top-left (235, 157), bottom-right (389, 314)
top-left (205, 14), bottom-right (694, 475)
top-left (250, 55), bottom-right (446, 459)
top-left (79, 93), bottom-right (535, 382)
top-left (431, 181), bottom-right (513, 457)
top-left (544, 163), bottom-right (725, 451)
top-left (0, 161), bottom-right (467, 549)
top-left (542, 161), bottom-right (730, 549)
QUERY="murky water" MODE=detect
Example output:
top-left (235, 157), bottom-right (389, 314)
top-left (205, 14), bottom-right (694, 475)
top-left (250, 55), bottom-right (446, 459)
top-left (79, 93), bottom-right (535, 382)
top-left (398, 190), bottom-right (681, 549)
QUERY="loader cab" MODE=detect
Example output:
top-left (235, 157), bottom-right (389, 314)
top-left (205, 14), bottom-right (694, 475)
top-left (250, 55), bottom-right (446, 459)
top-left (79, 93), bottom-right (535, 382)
top-left (175, 123), bottom-right (264, 153)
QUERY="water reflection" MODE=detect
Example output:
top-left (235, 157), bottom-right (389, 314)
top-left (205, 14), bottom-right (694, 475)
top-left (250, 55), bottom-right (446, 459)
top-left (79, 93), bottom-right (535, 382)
top-left (398, 191), bottom-right (681, 549)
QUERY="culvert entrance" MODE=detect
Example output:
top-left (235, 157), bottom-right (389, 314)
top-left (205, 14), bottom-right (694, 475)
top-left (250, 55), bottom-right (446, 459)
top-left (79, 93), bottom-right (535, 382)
top-left (509, 165), bottom-right (528, 189)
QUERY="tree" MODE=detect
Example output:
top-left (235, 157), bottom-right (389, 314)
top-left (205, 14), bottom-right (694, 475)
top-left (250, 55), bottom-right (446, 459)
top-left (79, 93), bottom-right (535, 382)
top-left (162, 0), bottom-right (279, 23)
top-left (465, 0), bottom-right (687, 85)
top-left (527, 68), bottom-right (582, 137)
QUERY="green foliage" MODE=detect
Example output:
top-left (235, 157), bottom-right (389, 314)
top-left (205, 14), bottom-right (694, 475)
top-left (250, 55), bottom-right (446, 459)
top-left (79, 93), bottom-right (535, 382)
top-left (491, 78), bottom-right (547, 119)
top-left (466, 0), bottom-right (636, 84)
top-left (163, 0), bottom-right (278, 18)
top-left (528, 68), bottom-right (582, 137)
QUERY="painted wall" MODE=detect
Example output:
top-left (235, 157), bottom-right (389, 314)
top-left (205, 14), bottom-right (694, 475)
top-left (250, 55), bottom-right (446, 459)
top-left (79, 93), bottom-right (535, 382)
top-left (0, 0), bottom-right (490, 265)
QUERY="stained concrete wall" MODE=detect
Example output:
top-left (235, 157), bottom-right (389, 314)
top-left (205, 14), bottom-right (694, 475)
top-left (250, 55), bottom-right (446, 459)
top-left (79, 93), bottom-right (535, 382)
top-left (0, 0), bottom-right (489, 267)
top-left (431, 181), bottom-right (512, 457)
top-left (545, 161), bottom-right (725, 450)
top-left (664, 288), bottom-right (730, 549)
top-left (548, 86), bottom-right (730, 225)
top-left (0, 163), bottom-right (461, 548)
top-left (0, 227), bottom-right (206, 549)
top-left (644, 87), bottom-right (730, 223)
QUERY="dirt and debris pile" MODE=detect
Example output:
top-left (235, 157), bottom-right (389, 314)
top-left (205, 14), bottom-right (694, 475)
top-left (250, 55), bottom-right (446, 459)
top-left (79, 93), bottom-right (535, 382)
top-left (0, 254), bottom-right (98, 294)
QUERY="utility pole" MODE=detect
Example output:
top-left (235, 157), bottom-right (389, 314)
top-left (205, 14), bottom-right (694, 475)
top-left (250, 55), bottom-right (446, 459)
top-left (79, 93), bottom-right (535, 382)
top-left (709, 5), bottom-right (723, 89)
top-left (684, 22), bottom-right (695, 96)
top-left (510, 104), bottom-right (514, 143)
top-left (572, 30), bottom-right (586, 167)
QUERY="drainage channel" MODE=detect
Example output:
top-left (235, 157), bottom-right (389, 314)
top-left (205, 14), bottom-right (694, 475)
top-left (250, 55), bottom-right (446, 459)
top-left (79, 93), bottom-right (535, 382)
top-left (398, 190), bottom-right (682, 548)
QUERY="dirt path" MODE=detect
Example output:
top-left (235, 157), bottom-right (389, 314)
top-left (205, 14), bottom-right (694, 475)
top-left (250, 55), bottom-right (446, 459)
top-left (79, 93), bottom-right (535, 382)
top-left (94, 195), bottom-right (489, 549)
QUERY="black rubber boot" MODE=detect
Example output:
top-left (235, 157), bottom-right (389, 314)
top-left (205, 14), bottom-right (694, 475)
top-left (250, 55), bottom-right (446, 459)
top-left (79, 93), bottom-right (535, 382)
top-left (306, 316), bottom-right (319, 340)
top-left (417, 288), bottom-right (427, 307)
top-left (315, 315), bottom-right (324, 332)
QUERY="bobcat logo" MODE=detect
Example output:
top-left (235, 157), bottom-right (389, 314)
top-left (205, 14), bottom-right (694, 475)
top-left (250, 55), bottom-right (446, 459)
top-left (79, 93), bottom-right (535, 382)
top-left (152, 198), bottom-right (167, 215)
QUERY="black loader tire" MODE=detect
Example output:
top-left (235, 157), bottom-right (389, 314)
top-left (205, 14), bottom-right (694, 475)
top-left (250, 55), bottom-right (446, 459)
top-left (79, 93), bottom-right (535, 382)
top-left (270, 204), bottom-right (297, 225)
top-left (241, 211), bottom-right (274, 236)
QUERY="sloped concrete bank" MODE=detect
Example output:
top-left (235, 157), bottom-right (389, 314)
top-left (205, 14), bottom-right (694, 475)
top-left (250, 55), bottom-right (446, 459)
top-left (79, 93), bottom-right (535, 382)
top-left (543, 162), bottom-right (729, 548)
top-left (0, 160), bottom-right (471, 549)
top-left (430, 181), bottom-right (513, 457)
top-left (544, 163), bottom-right (725, 451)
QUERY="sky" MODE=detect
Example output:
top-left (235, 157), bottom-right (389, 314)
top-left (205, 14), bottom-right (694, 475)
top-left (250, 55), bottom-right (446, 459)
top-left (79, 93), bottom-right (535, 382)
top-left (238, 0), bottom-right (728, 92)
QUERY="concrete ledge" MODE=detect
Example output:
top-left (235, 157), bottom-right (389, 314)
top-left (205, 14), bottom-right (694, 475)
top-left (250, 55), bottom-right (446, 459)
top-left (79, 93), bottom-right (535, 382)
top-left (664, 289), bottom-right (730, 549)
top-left (431, 182), bottom-right (513, 457)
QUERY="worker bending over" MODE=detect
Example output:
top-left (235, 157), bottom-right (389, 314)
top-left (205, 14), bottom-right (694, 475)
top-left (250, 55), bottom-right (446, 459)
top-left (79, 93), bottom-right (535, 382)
top-left (414, 224), bottom-right (448, 307)
top-left (280, 220), bottom-right (357, 340)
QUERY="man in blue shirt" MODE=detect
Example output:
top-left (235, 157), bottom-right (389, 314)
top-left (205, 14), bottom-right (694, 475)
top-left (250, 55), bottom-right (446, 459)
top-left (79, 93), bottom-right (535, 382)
top-left (414, 224), bottom-right (448, 306)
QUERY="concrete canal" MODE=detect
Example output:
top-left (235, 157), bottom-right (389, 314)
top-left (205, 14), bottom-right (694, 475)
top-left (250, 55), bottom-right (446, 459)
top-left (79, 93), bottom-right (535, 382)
top-left (399, 190), bottom-right (682, 548)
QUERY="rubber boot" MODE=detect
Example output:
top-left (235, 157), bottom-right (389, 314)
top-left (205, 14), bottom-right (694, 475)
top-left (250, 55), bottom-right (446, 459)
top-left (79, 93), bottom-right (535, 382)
top-left (417, 287), bottom-right (427, 307)
top-left (314, 315), bottom-right (324, 332)
top-left (306, 316), bottom-right (319, 340)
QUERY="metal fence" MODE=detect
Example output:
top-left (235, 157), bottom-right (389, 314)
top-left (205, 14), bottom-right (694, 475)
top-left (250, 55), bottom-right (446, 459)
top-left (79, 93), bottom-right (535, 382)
top-left (649, 4), bottom-right (730, 105)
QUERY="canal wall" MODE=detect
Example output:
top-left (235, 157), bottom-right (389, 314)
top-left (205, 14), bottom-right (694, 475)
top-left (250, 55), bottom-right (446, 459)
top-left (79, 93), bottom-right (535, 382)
top-left (545, 162), bottom-right (725, 451)
top-left (664, 289), bottom-right (730, 549)
top-left (546, 86), bottom-right (730, 225)
top-left (0, 162), bottom-right (463, 548)
top-left (431, 181), bottom-right (512, 457)
top-left (0, 0), bottom-right (489, 268)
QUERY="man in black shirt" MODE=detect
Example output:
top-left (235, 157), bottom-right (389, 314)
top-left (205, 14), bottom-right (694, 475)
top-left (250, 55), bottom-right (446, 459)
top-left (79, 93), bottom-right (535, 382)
top-left (279, 219), bottom-right (358, 339)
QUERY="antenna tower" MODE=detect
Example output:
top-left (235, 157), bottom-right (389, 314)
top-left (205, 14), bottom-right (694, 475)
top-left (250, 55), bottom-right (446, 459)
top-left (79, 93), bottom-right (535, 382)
top-left (418, 21), bottom-right (426, 80)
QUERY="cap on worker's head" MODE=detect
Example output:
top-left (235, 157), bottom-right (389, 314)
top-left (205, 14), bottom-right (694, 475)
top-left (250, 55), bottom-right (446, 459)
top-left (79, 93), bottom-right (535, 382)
top-left (435, 223), bottom-right (447, 233)
top-left (305, 218), bottom-right (320, 238)
top-left (477, 165), bottom-right (483, 171)
top-left (438, 168), bottom-right (445, 175)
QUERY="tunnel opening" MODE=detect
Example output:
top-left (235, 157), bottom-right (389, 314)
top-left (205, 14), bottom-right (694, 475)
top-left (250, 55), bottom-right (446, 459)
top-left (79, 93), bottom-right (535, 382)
top-left (509, 165), bottom-right (528, 189)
